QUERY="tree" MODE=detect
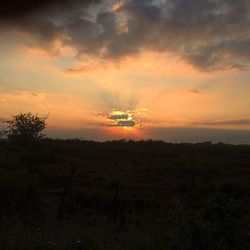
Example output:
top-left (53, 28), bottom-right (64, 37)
top-left (5, 113), bottom-right (47, 143)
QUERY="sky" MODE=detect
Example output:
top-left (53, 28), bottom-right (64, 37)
top-left (1, 0), bottom-right (250, 143)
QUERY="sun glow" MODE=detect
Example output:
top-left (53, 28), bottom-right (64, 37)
top-left (104, 125), bottom-right (141, 139)
top-left (106, 110), bottom-right (139, 130)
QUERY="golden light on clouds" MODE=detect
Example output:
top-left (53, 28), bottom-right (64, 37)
top-left (105, 110), bottom-right (139, 129)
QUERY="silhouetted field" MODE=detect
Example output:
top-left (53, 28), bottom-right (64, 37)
top-left (0, 139), bottom-right (250, 249)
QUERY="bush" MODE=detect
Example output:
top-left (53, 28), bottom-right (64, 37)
top-left (5, 113), bottom-right (47, 144)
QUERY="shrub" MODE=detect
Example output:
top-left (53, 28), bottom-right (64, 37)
top-left (5, 113), bottom-right (47, 144)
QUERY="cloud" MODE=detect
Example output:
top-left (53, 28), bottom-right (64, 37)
top-left (107, 120), bottom-right (136, 127)
top-left (2, 0), bottom-right (250, 71)
top-left (109, 0), bottom-right (250, 70)
top-left (46, 126), bottom-right (250, 144)
top-left (202, 119), bottom-right (250, 126)
top-left (183, 38), bottom-right (250, 71)
top-left (64, 65), bottom-right (97, 74)
top-left (143, 127), bottom-right (250, 144)
top-left (0, 0), bottom-right (102, 20)
top-left (46, 126), bottom-right (141, 140)
top-left (0, 0), bottom-right (102, 53)
top-left (107, 114), bottom-right (129, 120)
top-left (103, 110), bottom-right (138, 127)
top-left (115, 120), bottom-right (136, 127)
top-left (63, 60), bottom-right (111, 74)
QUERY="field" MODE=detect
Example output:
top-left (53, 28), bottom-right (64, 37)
top-left (0, 139), bottom-right (250, 249)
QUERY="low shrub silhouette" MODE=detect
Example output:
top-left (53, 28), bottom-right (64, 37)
top-left (5, 113), bottom-right (47, 144)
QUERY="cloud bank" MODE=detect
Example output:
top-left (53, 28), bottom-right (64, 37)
top-left (46, 126), bottom-right (250, 144)
top-left (201, 119), bottom-right (250, 126)
top-left (1, 0), bottom-right (250, 71)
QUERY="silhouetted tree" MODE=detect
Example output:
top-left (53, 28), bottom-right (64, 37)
top-left (5, 113), bottom-right (48, 173)
top-left (5, 113), bottom-right (47, 143)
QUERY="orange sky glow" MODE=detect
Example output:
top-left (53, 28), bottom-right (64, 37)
top-left (1, 0), bottom-right (250, 143)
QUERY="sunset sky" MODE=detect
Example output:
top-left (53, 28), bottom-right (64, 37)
top-left (1, 0), bottom-right (250, 143)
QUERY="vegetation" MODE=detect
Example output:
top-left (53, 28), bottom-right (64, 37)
top-left (0, 137), bottom-right (250, 249)
top-left (0, 113), bottom-right (249, 249)
top-left (3, 113), bottom-right (47, 143)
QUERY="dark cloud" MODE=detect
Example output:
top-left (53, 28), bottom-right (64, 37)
top-left (0, 0), bottom-right (101, 20)
top-left (46, 127), bottom-right (140, 140)
top-left (202, 119), bottom-right (250, 126)
top-left (0, 0), bottom-right (56, 20)
top-left (0, 0), bottom-right (102, 53)
top-left (46, 126), bottom-right (250, 144)
top-left (107, 120), bottom-right (136, 127)
top-left (107, 114), bottom-right (129, 120)
top-left (183, 38), bottom-right (250, 71)
top-left (116, 120), bottom-right (136, 127)
top-left (2, 0), bottom-right (250, 70)
top-left (105, 110), bottom-right (137, 127)
top-left (144, 127), bottom-right (250, 144)
top-left (109, 0), bottom-right (250, 70)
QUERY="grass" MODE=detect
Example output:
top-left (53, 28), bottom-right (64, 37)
top-left (0, 139), bottom-right (250, 249)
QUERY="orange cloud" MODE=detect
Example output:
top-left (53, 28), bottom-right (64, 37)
top-left (64, 63), bottom-right (100, 74)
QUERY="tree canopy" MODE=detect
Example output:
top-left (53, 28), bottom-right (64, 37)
top-left (5, 113), bottom-right (47, 143)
